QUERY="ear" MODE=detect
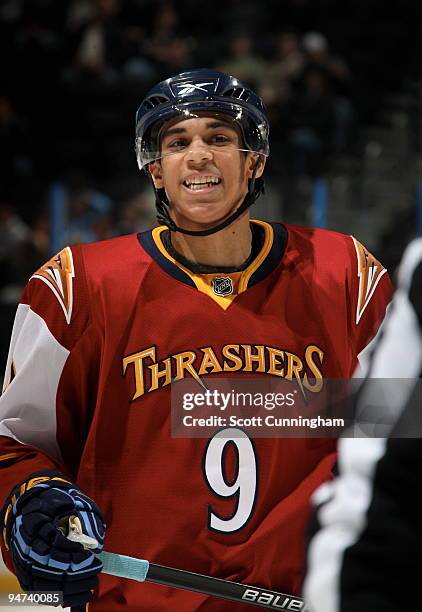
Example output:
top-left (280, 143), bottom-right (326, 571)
top-left (148, 161), bottom-right (164, 189)
top-left (247, 154), bottom-right (266, 179)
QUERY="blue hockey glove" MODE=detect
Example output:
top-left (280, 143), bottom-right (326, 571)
top-left (1, 472), bottom-right (106, 607)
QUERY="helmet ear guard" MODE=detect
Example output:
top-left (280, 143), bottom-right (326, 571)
top-left (135, 68), bottom-right (270, 236)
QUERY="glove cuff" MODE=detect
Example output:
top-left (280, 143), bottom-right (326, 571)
top-left (1, 470), bottom-right (75, 550)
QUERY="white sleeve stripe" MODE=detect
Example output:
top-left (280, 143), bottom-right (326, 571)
top-left (304, 438), bottom-right (387, 612)
top-left (397, 236), bottom-right (422, 291)
top-left (0, 304), bottom-right (69, 462)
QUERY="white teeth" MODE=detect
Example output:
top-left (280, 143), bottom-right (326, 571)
top-left (189, 183), bottom-right (210, 190)
top-left (184, 176), bottom-right (221, 189)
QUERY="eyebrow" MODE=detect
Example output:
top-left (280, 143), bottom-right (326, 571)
top-left (162, 121), bottom-right (236, 139)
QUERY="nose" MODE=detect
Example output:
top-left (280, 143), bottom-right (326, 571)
top-left (185, 139), bottom-right (213, 165)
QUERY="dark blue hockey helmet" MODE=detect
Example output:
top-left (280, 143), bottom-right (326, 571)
top-left (135, 68), bottom-right (270, 170)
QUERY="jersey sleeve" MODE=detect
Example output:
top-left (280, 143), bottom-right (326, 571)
top-left (303, 237), bottom-right (422, 612)
top-left (0, 246), bottom-right (96, 571)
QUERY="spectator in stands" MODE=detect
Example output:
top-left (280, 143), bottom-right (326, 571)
top-left (0, 198), bottom-right (49, 305)
top-left (62, 174), bottom-right (114, 246)
top-left (301, 32), bottom-right (352, 94)
top-left (115, 190), bottom-right (156, 236)
top-left (62, 0), bottom-right (129, 86)
top-left (0, 202), bottom-right (30, 293)
top-left (142, 2), bottom-right (195, 79)
top-left (301, 31), bottom-right (357, 153)
top-left (151, 1), bottom-right (180, 38)
top-left (0, 199), bottom-right (33, 378)
top-left (280, 64), bottom-right (335, 178)
top-left (0, 95), bottom-right (32, 202)
top-left (264, 29), bottom-right (305, 105)
top-left (13, 1), bottom-right (64, 83)
top-left (223, 0), bottom-right (267, 34)
top-left (217, 32), bottom-right (268, 94)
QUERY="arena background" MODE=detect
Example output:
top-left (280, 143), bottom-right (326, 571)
top-left (0, 0), bottom-right (422, 607)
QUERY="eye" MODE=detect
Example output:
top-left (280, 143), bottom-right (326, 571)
top-left (166, 138), bottom-right (188, 150)
top-left (209, 134), bottom-right (231, 145)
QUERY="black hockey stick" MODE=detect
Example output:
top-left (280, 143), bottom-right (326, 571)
top-left (66, 517), bottom-right (307, 610)
top-left (97, 550), bottom-right (308, 610)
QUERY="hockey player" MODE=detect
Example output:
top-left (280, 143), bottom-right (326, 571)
top-left (304, 238), bottom-right (422, 612)
top-left (0, 69), bottom-right (392, 610)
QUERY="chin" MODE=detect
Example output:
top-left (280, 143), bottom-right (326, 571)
top-left (176, 206), bottom-right (234, 227)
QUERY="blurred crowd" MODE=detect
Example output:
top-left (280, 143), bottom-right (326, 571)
top-left (0, 0), bottom-right (419, 358)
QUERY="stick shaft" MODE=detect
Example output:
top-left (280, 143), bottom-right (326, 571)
top-left (99, 550), bottom-right (306, 610)
top-left (147, 563), bottom-right (306, 610)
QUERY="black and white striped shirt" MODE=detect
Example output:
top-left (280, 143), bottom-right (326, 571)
top-left (304, 237), bottom-right (422, 612)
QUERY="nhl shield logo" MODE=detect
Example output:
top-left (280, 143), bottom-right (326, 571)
top-left (212, 276), bottom-right (233, 296)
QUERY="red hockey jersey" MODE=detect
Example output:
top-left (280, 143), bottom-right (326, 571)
top-left (0, 221), bottom-right (392, 610)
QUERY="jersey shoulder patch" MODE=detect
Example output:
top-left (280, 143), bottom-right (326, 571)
top-left (31, 247), bottom-right (75, 324)
top-left (351, 236), bottom-right (387, 324)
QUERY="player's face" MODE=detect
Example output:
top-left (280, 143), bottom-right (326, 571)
top-left (149, 116), bottom-right (264, 230)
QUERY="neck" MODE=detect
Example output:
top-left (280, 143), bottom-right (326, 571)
top-left (170, 213), bottom-right (253, 268)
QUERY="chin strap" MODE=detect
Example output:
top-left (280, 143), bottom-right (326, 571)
top-left (150, 160), bottom-right (265, 237)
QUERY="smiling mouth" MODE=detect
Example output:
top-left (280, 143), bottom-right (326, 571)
top-left (183, 176), bottom-right (222, 190)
